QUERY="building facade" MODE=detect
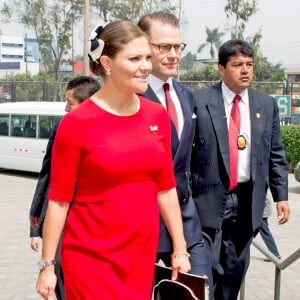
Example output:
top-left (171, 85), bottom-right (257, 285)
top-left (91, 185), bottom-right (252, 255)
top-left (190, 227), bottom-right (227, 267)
top-left (0, 35), bottom-right (40, 79)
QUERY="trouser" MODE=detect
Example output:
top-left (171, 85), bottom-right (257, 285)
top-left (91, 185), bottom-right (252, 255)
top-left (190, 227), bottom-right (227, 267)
top-left (203, 181), bottom-right (253, 300)
top-left (55, 234), bottom-right (66, 300)
top-left (213, 217), bottom-right (251, 300)
top-left (259, 218), bottom-right (280, 257)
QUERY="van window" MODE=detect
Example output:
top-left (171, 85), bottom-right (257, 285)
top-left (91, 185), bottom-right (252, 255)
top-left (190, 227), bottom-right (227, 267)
top-left (0, 114), bottom-right (9, 136)
top-left (39, 115), bottom-right (62, 139)
top-left (10, 115), bottom-right (37, 137)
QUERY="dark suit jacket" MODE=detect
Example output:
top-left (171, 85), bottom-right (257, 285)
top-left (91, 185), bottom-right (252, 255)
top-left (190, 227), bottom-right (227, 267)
top-left (141, 79), bottom-right (203, 252)
top-left (191, 83), bottom-right (288, 249)
top-left (29, 124), bottom-right (59, 237)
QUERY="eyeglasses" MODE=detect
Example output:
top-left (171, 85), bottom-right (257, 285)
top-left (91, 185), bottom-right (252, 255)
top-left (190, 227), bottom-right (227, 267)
top-left (149, 42), bottom-right (187, 54)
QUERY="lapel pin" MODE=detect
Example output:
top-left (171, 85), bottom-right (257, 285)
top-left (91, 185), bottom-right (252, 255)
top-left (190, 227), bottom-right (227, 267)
top-left (256, 113), bottom-right (261, 119)
top-left (149, 125), bottom-right (158, 132)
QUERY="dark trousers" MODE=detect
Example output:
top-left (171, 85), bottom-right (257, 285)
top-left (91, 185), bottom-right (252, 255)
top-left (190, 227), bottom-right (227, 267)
top-left (156, 240), bottom-right (214, 300)
top-left (203, 181), bottom-right (253, 300)
top-left (259, 218), bottom-right (280, 257)
top-left (54, 234), bottom-right (66, 300)
top-left (213, 218), bottom-right (251, 300)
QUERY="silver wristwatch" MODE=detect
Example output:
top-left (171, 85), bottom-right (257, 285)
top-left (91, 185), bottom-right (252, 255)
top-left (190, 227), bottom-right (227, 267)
top-left (37, 259), bottom-right (56, 271)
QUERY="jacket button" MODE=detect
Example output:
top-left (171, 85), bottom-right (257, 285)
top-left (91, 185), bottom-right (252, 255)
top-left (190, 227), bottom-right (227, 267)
top-left (182, 198), bottom-right (187, 203)
top-left (200, 138), bottom-right (205, 144)
top-left (185, 171), bottom-right (188, 177)
top-left (214, 180), bottom-right (219, 185)
top-left (206, 159), bottom-right (211, 165)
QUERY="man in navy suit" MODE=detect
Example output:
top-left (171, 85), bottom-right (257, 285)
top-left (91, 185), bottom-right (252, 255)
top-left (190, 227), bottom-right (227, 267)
top-left (191, 39), bottom-right (290, 299)
top-left (29, 76), bottom-right (100, 300)
top-left (138, 12), bottom-right (213, 298)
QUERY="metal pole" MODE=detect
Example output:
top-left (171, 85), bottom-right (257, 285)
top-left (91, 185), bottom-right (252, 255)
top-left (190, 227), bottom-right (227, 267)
top-left (274, 267), bottom-right (281, 300)
top-left (177, 0), bottom-right (182, 81)
top-left (25, 33), bottom-right (28, 78)
top-left (239, 279), bottom-right (245, 300)
top-left (72, 20), bottom-right (74, 75)
top-left (83, 0), bottom-right (90, 76)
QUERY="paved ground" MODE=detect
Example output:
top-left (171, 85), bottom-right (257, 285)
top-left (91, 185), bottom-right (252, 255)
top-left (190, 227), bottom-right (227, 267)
top-left (244, 174), bottom-right (300, 300)
top-left (0, 170), bottom-right (299, 299)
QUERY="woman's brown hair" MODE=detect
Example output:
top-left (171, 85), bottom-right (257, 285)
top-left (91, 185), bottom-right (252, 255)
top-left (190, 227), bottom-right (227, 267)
top-left (89, 20), bottom-right (147, 77)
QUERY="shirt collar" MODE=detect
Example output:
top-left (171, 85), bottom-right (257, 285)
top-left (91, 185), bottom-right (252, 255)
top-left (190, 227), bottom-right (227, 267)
top-left (148, 74), bottom-right (174, 93)
top-left (221, 81), bottom-right (248, 105)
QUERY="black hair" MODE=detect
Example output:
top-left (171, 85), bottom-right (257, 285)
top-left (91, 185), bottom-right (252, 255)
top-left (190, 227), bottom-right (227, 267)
top-left (66, 76), bottom-right (100, 103)
top-left (218, 39), bottom-right (253, 68)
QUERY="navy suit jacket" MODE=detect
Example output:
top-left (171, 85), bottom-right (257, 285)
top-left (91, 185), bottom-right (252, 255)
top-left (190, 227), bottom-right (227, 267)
top-left (191, 83), bottom-right (288, 250)
top-left (29, 124), bottom-right (58, 237)
top-left (141, 79), bottom-right (203, 252)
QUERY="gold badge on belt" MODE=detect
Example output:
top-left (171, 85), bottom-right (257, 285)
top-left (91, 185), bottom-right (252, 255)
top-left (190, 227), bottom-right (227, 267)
top-left (237, 134), bottom-right (246, 150)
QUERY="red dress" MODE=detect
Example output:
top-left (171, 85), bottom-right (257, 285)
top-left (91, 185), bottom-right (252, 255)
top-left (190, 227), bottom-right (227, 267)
top-left (48, 96), bottom-right (176, 299)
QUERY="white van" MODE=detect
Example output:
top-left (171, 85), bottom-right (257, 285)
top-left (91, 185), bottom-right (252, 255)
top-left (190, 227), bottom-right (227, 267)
top-left (0, 101), bottom-right (66, 172)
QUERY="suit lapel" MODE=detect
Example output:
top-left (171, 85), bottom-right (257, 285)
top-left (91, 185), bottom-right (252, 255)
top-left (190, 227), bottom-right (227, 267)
top-left (248, 88), bottom-right (265, 180)
top-left (141, 86), bottom-right (179, 155)
top-left (141, 87), bottom-right (160, 104)
top-left (173, 80), bottom-right (192, 135)
top-left (207, 85), bottom-right (230, 178)
top-left (172, 80), bottom-right (192, 161)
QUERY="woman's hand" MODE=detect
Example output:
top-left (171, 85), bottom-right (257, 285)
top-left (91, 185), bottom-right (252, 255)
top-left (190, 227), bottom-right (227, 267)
top-left (36, 267), bottom-right (57, 299)
top-left (170, 252), bottom-right (191, 280)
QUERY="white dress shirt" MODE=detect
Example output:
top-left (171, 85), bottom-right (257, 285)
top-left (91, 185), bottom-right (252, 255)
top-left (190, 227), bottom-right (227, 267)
top-left (222, 82), bottom-right (251, 182)
top-left (148, 74), bottom-right (184, 139)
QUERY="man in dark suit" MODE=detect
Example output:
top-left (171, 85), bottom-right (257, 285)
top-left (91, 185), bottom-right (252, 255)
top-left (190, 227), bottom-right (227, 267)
top-left (191, 39), bottom-right (290, 300)
top-left (29, 76), bottom-right (100, 300)
top-left (138, 12), bottom-right (213, 299)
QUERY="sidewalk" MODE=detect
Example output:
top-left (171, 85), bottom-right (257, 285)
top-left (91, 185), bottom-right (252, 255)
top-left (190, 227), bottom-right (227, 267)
top-left (245, 174), bottom-right (300, 299)
top-left (0, 170), bottom-right (299, 299)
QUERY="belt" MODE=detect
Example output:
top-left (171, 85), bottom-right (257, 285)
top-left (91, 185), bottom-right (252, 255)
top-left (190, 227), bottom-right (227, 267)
top-left (229, 180), bottom-right (252, 195)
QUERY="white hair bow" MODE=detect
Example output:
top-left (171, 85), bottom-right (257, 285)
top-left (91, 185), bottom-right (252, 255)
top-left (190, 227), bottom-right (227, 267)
top-left (88, 24), bottom-right (106, 62)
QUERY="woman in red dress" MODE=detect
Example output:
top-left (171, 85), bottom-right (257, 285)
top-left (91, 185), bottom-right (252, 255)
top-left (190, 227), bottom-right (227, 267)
top-left (36, 20), bottom-right (190, 299)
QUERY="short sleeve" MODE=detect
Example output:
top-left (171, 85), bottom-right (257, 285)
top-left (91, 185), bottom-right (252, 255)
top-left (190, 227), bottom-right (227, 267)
top-left (155, 108), bottom-right (176, 192)
top-left (48, 114), bottom-right (81, 202)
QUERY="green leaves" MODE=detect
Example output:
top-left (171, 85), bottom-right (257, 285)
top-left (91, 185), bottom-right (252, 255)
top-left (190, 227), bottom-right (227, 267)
top-left (197, 27), bottom-right (225, 60)
top-left (91, 0), bottom-right (177, 23)
top-left (1, 0), bottom-right (82, 79)
top-left (225, 0), bottom-right (258, 39)
top-left (281, 125), bottom-right (300, 170)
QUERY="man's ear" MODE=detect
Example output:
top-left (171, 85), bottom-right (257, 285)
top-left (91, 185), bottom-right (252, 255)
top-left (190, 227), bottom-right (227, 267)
top-left (100, 55), bottom-right (111, 73)
top-left (218, 64), bottom-right (224, 77)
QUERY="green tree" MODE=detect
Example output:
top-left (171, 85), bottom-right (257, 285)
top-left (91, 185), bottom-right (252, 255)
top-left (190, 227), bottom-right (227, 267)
top-left (197, 27), bottom-right (225, 59)
top-left (224, 0), bottom-right (258, 39)
top-left (224, 0), bottom-right (285, 88)
top-left (90, 0), bottom-right (177, 23)
top-left (7, 72), bottom-right (54, 101)
top-left (90, 0), bottom-right (114, 22)
top-left (94, 0), bottom-right (177, 22)
top-left (179, 52), bottom-right (197, 71)
top-left (281, 125), bottom-right (300, 170)
top-left (1, 0), bottom-right (83, 79)
top-left (247, 31), bottom-right (285, 84)
top-left (181, 62), bottom-right (220, 81)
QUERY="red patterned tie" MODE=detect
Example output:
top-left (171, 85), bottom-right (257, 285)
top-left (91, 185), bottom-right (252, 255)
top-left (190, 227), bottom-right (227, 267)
top-left (229, 94), bottom-right (241, 191)
top-left (163, 83), bottom-right (179, 133)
